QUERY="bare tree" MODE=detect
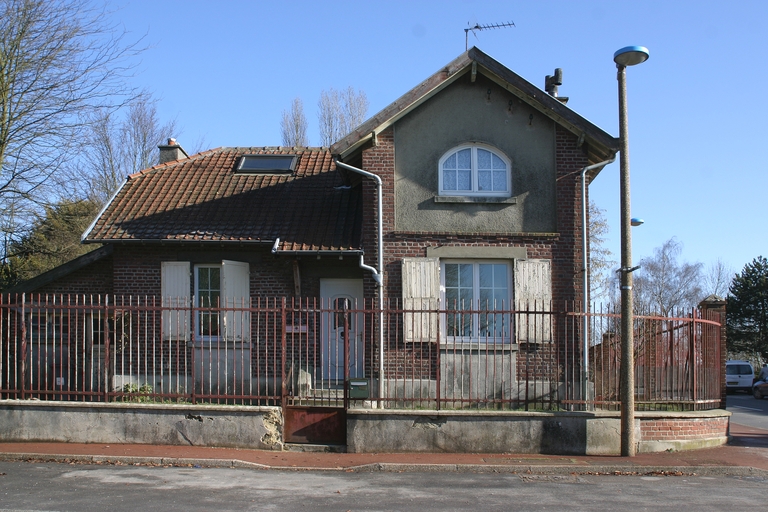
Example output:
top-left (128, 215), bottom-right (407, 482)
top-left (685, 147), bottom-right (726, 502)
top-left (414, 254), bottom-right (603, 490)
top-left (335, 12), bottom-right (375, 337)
top-left (634, 238), bottom-right (703, 315)
top-left (588, 200), bottom-right (615, 303)
top-left (703, 258), bottom-right (734, 297)
top-left (280, 97), bottom-right (308, 147)
top-left (81, 93), bottom-right (177, 205)
top-left (341, 86), bottom-right (369, 135)
top-left (0, 0), bottom-right (141, 258)
top-left (318, 87), bottom-right (368, 146)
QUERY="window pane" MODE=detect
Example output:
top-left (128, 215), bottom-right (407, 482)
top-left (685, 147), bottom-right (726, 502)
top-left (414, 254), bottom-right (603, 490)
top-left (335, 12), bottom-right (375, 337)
top-left (479, 264), bottom-right (508, 306)
top-left (492, 170), bottom-right (507, 191)
top-left (478, 264), bottom-right (509, 339)
top-left (199, 268), bottom-right (209, 289)
top-left (457, 169), bottom-right (471, 190)
top-left (443, 169), bottom-right (457, 190)
top-left (492, 153), bottom-right (506, 170)
top-left (478, 169), bottom-right (491, 191)
top-left (456, 148), bottom-right (471, 169)
top-left (197, 266), bottom-right (221, 337)
top-left (443, 153), bottom-right (456, 170)
top-left (445, 263), bottom-right (474, 337)
top-left (477, 149), bottom-right (491, 170)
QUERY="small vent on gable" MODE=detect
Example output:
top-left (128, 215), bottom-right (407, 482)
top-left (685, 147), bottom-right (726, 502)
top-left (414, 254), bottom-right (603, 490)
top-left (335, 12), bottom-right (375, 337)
top-left (236, 155), bottom-right (297, 174)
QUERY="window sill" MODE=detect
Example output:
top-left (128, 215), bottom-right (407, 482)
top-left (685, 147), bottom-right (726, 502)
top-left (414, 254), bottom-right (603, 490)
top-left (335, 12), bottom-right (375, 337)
top-left (440, 342), bottom-right (519, 351)
top-left (190, 340), bottom-right (252, 349)
top-left (434, 195), bottom-right (516, 204)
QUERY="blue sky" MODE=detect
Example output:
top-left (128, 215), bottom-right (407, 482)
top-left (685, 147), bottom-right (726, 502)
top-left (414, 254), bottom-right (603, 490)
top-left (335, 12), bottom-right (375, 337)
top-left (109, 0), bottom-right (767, 278)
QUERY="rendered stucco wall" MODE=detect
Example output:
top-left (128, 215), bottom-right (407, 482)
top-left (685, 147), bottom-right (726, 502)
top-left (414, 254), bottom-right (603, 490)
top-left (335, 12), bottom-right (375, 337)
top-left (346, 409), bottom-right (731, 455)
top-left (0, 401), bottom-right (283, 450)
top-left (394, 73), bottom-right (556, 234)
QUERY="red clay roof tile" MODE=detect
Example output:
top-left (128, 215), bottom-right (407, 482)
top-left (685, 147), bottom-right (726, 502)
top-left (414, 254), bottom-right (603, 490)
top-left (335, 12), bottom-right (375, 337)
top-left (84, 147), bottom-right (362, 252)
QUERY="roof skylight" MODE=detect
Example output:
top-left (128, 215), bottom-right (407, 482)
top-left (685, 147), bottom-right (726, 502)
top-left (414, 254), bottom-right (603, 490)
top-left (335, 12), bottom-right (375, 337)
top-left (236, 155), bottom-right (297, 174)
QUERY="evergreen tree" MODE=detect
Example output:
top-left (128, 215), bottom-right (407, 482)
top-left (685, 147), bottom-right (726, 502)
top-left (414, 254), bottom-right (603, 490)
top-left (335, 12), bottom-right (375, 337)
top-left (727, 256), bottom-right (768, 358)
top-left (0, 198), bottom-right (101, 288)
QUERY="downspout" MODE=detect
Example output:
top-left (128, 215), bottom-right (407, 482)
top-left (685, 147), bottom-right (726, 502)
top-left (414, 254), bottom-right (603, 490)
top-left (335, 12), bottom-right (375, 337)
top-left (580, 154), bottom-right (616, 410)
top-left (333, 159), bottom-right (385, 409)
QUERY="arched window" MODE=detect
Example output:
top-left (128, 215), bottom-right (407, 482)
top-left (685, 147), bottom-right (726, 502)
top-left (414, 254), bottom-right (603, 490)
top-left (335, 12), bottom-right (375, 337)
top-left (438, 144), bottom-right (511, 197)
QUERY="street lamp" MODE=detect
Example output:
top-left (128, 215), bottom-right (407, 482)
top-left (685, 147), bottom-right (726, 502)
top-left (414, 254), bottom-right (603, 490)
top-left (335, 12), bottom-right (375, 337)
top-left (615, 45), bottom-right (649, 457)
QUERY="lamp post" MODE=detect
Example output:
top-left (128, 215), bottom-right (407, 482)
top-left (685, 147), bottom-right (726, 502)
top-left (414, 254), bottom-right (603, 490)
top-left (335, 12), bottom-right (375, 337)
top-left (614, 45), bottom-right (649, 457)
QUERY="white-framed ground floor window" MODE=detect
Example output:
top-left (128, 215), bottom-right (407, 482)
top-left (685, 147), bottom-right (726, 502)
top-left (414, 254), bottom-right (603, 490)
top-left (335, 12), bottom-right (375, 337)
top-left (443, 260), bottom-right (510, 342)
top-left (161, 260), bottom-right (250, 342)
top-left (402, 256), bottom-right (552, 344)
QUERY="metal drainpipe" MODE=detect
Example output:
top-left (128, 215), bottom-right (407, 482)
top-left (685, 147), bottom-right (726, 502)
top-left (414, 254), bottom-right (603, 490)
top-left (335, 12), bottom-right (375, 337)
top-left (580, 155), bottom-right (616, 410)
top-left (333, 159), bottom-right (385, 409)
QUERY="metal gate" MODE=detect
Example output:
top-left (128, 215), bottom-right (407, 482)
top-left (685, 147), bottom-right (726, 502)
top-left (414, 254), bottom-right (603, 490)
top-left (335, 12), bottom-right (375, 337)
top-left (282, 286), bottom-right (368, 445)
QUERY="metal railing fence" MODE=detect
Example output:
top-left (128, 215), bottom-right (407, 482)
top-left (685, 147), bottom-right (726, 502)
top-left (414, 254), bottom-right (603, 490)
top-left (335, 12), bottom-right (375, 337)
top-left (0, 294), bottom-right (722, 411)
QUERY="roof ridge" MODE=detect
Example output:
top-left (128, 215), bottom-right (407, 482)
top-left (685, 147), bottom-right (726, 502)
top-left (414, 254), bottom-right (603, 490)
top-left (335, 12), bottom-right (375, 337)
top-left (128, 146), bottom-right (224, 179)
top-left (220, 146), bottom-right (332, 152)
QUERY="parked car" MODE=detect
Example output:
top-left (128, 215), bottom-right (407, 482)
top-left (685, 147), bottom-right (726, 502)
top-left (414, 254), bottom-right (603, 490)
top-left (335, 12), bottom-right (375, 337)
top-left (726, 360), bottom-right (754, 393)
top-left (753, 365), bottom-right (768, 399)
top-left (754, 379), bottom-right (768, 399)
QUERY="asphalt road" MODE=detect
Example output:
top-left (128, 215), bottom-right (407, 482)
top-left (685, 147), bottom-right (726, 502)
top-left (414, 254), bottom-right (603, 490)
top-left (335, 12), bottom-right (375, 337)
top-left (0, 461), bottom-right (765, 511)
top-left (727, 392), bottom-right (768, 430)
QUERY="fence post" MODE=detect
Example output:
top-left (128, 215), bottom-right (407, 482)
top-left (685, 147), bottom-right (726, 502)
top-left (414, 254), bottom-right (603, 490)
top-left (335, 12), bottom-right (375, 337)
top-left (699, 296), bottom-right (727, 409)
top-left (103, 295), bottom-right (111, 402)
top-left (689, 309), bottom-right (697, 406)
top-left (281, 297), bottom-right (287, 403)
top-left (20, 293), bottom-right (26, 400)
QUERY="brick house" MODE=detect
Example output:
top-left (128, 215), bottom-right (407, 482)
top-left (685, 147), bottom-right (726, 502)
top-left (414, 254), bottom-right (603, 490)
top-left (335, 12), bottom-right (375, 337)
top-left (8, 47), bottom-right (619, 412)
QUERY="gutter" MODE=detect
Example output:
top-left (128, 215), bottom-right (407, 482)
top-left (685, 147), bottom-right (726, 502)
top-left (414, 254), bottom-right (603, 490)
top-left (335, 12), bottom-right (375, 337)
top-left (579, 154), bottom-right (616, 409)
top-left (333, 159), bottom-right (385, 408)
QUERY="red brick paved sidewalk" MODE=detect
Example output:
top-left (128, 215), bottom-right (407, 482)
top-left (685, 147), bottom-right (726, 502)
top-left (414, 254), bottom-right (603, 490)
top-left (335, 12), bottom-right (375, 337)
top-left (0, 422), bottom-right (765, 474)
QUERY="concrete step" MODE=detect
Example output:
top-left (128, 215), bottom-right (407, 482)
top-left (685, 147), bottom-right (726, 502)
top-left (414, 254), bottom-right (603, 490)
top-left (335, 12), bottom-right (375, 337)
top-left (283, 443), bottom-right (346, 453)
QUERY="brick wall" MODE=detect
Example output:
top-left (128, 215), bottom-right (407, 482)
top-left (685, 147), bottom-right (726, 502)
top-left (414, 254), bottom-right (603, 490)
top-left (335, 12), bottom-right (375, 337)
top-left (360, 125), bottom-right (591, 307)
top-left (112, 245), bottom-right (297, 299)
top-left (358, 125), bottom-right (591, 381)
top-left (32, 254), bottom-right (114, 297)
top-left (640, 416), bottom-right (729, 442)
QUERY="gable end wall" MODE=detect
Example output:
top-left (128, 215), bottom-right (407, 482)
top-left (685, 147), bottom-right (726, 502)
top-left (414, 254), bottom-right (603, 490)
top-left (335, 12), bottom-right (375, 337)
top-left (360, 125), bottom-right (590, 307)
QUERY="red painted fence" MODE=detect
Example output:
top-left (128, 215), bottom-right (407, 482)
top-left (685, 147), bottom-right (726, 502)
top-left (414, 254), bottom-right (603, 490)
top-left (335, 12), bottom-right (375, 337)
top-left (0, 294), bottom-right (723, 411)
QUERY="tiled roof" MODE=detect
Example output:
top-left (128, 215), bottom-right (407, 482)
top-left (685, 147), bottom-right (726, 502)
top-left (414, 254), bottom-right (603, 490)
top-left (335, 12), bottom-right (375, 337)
top-left (84, 147), bottom-right (362, 252)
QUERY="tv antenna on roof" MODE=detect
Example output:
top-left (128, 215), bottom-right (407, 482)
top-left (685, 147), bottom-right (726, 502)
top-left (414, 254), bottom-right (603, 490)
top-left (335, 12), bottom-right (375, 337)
top-left (465, 21), bottom-right (515, 50)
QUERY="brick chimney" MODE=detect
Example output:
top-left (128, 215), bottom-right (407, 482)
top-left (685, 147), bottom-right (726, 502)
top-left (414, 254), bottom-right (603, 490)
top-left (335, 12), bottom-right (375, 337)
top-left (158, 138), bottom-right (189, 164)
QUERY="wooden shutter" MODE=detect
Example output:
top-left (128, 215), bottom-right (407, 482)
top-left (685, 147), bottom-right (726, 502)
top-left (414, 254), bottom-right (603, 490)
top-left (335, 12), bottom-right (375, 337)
top-left (221, 260), bottom-right (250, 341)
top-left (402, 257), bottom-right (439, 342)
top-left (514, 259), bottom-right (552, 343)
top-left (161, 261), bottom-right (190, 340)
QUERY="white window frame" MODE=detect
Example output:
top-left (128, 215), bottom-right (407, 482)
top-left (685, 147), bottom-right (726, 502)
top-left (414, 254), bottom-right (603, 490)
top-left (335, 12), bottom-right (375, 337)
top-left (438, 143), bottom-right (511, 198)
top-left (194, 264), bottom-right (222, 342)
top-left (161, 260), bottom-right (250, 343)
top-left (440, 259), bottom-right (512, 344)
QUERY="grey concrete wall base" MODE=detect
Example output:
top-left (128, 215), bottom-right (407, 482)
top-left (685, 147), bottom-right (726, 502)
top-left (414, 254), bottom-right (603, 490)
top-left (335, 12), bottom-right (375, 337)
top-left (347, 410), bottom-right (624, 455)
top-left (347, 410), bottom-right (730, 455)
top-left (0, 400), bottom-right (283, 450)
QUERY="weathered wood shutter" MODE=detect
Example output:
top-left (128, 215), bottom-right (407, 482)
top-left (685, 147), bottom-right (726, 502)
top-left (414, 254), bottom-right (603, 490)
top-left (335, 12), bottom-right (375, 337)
top-left (161, 261), bottom-right (190, 340)
top-left (221, 260), bottom-right (250, 341)
top-left (514, 259), bottom-right (552, 343)
top-left (402, 257), bottom-right (440, 342)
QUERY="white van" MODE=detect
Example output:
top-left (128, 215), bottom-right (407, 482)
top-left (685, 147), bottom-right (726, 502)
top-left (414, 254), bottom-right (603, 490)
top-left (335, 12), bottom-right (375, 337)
top-left (726, 360), bottom-right (754, 393)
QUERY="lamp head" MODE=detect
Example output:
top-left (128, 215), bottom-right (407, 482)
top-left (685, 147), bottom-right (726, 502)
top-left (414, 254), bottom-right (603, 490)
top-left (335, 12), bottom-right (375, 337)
top-left (614, 46), bottom-right (650, 67)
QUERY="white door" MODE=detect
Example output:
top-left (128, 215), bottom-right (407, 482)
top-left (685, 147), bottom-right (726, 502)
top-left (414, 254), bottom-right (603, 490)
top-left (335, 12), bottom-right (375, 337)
top-left (320, 279), bottom-right (364, 381)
